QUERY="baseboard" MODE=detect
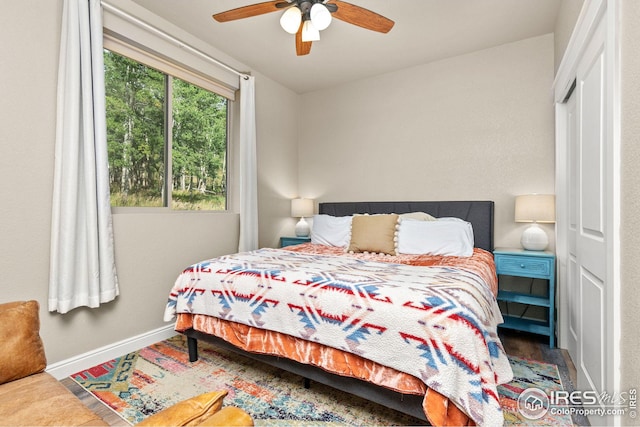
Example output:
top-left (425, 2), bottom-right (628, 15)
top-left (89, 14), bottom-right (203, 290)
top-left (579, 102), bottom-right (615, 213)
top-left (46, 324), bottom-right (178, 380)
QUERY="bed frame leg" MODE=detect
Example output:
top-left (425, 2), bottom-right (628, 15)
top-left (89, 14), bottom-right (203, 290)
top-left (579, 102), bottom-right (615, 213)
top-left (187, 336), bottom-right (198, 362)
top-left (303, 378), bottom-right (311, 389)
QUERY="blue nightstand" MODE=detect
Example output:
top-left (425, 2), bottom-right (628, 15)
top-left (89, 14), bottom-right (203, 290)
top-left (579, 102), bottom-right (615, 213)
top-left (280, 236), bottom-right (311, 248)
top-left (494, 248), bottom-right (556, 347)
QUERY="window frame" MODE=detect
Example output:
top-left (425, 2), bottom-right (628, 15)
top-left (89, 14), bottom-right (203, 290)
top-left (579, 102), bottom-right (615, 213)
top-left (103, 34), bottom-right (234, 213)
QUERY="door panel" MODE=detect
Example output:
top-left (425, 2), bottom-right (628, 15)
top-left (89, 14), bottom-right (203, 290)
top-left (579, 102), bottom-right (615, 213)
top-left (580, 267), bottom-right (604, 392)
top-left (575, 17), bottom-right (607, 412)
top-left (580, 52), bottom-right (605, 242)
top-left (568, 255), bottom-right (578, 357)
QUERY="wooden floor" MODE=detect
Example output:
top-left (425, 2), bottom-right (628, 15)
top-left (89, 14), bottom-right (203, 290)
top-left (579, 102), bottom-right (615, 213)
top-left (62, 330), bottom-right (587, 426)
top-left (499, 329), bottom-right (578, 386)
top-left (61, 377), bottom-right (130, 427)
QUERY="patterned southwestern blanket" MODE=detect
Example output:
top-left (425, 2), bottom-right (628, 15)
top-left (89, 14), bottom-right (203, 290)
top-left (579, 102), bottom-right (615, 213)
top-left (164, 248), bottom-right (513, 426)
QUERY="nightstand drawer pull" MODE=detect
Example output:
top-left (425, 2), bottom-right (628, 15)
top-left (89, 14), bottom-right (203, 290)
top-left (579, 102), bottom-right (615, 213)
top-left (520, 264), bottom-right (525, 268)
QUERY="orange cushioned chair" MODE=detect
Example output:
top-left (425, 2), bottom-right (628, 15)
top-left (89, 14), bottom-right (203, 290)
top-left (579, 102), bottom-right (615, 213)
top-left (0, 300), bottom-right (253, 427)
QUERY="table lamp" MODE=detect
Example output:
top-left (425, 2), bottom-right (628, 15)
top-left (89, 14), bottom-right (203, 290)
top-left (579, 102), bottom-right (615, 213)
top-left (515, 194), bottom-right (555, 250)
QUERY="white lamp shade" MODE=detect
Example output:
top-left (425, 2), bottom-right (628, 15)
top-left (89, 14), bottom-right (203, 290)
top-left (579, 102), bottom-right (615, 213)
top-left (515, 194), bottom-right (555, 223)
top-left (280, 7), bottom-right (302, 34)
top-left (301, 20), bottom-right (320, 42)
top-left (291, 198), bottom-right (314, 218)
top-left (310, 3), bottom-right (332, 30)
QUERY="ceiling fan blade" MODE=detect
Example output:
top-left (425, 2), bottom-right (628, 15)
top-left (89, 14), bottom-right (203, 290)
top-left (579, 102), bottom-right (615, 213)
top-left (328, 0), bottom-right (394, 33)
top-left (213, 1), bottom-right (282, 23)
top-left (295, 25), bottom-right (312, 56)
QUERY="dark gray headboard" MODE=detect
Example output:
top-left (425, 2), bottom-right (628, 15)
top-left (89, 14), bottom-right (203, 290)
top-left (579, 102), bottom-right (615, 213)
top-left (318, 201), bottom-right (494, 252)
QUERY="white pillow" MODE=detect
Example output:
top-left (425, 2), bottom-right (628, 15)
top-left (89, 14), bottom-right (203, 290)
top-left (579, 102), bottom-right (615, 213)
top-left (437, 217), bottom-right (468, 222)
top-left (397, 218), bottom-right (474, 257)
top-left (310, 215), bottom-right (352, 247)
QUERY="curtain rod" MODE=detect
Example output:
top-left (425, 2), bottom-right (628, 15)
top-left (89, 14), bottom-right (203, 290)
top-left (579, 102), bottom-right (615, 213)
top-left (100, 1), bottom-right (250, 80)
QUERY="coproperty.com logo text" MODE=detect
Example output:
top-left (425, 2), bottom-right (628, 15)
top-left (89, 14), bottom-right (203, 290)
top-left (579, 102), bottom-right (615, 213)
top-left (517, 388), bottom-right (637, 420)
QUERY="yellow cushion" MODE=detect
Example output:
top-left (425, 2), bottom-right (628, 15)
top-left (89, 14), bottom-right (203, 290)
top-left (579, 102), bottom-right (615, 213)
top-left (347, 214), bottom-right (399, 256)
top-left (137, 391), bottom-right (228, 426)
top-left (0, 300), bottom-right (47, 385)
top-left (400, 211), bottom-right (436, 221)
top-left (198, 406), bottom-right (254, 426)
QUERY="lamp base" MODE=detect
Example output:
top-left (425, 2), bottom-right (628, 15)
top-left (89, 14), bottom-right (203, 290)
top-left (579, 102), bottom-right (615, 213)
top-left (295, 217), bottom-right (310, 237)
top-left (521, 223), bottom-right (549, 251)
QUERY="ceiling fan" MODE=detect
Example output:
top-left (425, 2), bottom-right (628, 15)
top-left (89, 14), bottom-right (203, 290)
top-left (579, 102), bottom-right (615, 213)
top-left (212, 1), bottom-right (394, 56)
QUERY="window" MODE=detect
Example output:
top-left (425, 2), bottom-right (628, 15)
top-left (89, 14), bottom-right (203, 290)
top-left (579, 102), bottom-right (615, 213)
top-left (104, 49), bottom-right (229, 210)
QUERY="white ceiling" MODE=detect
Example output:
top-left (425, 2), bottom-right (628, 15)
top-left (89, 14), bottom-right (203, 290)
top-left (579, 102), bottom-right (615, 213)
top-left (130, 0), bottom-right (561, 94)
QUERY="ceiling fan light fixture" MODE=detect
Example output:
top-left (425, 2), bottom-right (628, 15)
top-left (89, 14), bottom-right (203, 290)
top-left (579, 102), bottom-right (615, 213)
top-left (309, 3), bottom-right (332, 31)
top-left (280, 6), bottom-right (302, 34)
top-left (301, 20), bottom-right (320, 42)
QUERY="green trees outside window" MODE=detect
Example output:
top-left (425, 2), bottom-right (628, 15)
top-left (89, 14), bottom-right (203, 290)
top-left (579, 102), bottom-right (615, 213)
top-left (104, 49), bottom-right (228, 210)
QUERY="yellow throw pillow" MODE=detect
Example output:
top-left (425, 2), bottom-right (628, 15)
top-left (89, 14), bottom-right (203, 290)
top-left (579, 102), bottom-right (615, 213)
top-left (347, 214), bottom-right (399, 256)
top-left (137, 390), bottom-right (228, 426)
top-left (198, 407), bottom-right (254, 426)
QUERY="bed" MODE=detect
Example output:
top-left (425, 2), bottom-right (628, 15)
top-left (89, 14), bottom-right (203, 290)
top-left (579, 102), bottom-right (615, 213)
top-left (164, 201), bottom-right (513, 426)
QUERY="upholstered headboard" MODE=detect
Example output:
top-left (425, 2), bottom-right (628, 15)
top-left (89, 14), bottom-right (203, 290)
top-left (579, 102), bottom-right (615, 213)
top-left (318, 201), bottom-right (495, 252)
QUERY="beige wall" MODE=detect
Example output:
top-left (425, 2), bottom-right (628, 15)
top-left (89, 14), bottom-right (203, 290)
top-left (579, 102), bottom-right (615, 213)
top-left (0, 0), bottom-right (299, 364)
top-left (298, 34), bottom-right (556, 250)
top-left (254, 79), bottom-right (302, 249)
top-left (1, 0), bottom-right (61, 352)
top-left (620, 1), bottom-right (640, 422)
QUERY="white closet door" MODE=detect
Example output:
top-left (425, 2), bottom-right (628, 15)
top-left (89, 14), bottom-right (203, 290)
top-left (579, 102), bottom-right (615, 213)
top-left (556, 1), bottom-right (620, 425)
top-left (574, 16), bottom-right (615, 425)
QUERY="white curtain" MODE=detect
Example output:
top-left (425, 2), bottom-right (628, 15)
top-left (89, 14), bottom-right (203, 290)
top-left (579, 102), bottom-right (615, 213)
top-left (238, 76), bottom-right (259, 252)
top-left (49, 0), bottom-right (119, 314)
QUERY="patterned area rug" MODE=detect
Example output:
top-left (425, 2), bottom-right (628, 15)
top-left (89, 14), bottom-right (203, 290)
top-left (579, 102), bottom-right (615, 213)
top-left (70, 335), bottom-right (572, 426)
top-left (498, 355), bottom-right (573, 426)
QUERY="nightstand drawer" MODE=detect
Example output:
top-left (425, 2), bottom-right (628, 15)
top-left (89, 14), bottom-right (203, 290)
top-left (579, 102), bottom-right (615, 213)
top-left (280, 236), bottom-right (311, 247)
top-left (495, 255), bottom-right (552, 278)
